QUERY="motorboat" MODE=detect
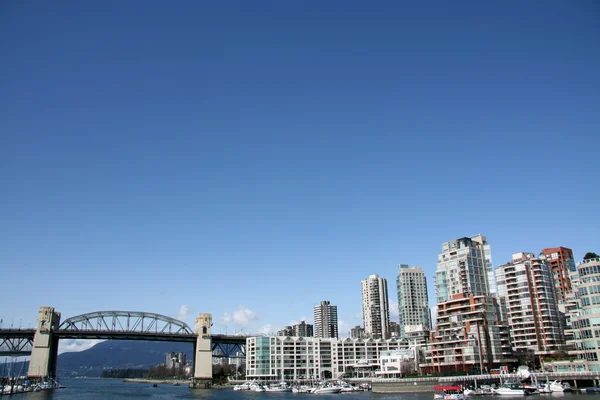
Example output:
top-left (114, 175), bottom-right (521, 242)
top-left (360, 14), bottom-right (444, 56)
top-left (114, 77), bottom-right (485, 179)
top-left (292, 385), bottom-right (315, 394)
top-left (313, 381), bottom-right (342, 394)
top-left (463, 388), bottom-right (476, 396)
top-left (495, 383), bottom-right (525, 395)
top-left (265, 381), bottom-right (292, 392)
top-left (339, 382), bottom-right (357, 392)
top-left (478, 385), bottom-right (497, 395)
top-left (538, 382), bottom-right (552, 394)
top-left (252, 383), bottom-right (267, 392)
top-left (549, 381), bottom-right (571, 392)
top-left (434, 385), bottom-right (466, 400)
top-left (233, 381), bottom-right (254, 391)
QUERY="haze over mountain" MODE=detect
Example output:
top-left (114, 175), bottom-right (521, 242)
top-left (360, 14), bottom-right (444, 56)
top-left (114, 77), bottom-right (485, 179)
top-left (2, 341), bottom-right (193, 378)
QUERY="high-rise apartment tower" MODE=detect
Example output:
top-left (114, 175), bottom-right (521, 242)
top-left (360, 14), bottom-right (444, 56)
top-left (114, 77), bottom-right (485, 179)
top-left (496, 252), bottom-right (565, 354)
top-left (435, 236), bottom-right (492, 304)
top-left (542, 247), bottom-right (576, 305)
top-left (361, 274), bottom-right (390, 339)
top-left (396, 265), bottom-right (431, 339)
top-left (314, 301), bottom-right (338, 338)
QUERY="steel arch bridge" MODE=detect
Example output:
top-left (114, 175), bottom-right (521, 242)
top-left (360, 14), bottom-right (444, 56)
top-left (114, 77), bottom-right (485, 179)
top-left (59, 311), bottom-right (194, 336)
top-left (0, 329), bottom-right (34, 356)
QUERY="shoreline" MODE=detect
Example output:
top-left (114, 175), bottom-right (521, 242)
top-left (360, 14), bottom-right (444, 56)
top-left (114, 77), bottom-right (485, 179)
top-left (120, 378), bottom-right (231, 389)
top-left (122, 378), bottom-right (187, 384)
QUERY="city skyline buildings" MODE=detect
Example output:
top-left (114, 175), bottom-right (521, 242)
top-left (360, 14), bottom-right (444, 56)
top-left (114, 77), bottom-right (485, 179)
top-left (361, 273), bottom-right (391, 339)
top-left (434, 236), bottom-right (492, 305)
top-left (3, 1), bottom-right (598, 354)
top-left (313, 301), bottom-right (338, 339)
top-left (542, 247), bottom-right (576, 305)
top-left (496, 252), bottom-right (565, 354)
top-left (396, 264), bottom-right (431, 339)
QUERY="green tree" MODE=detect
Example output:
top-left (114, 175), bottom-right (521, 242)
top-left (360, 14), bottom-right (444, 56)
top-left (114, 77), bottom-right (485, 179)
top-left (584, 252), bottom-right (599, 260)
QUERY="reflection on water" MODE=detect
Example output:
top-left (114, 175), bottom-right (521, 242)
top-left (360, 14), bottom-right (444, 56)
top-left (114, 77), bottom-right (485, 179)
top-left (14, 379), bottom-right (591, 400)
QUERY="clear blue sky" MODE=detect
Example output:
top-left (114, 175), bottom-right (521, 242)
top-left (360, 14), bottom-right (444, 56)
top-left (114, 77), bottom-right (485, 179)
top-left (1, 1), bottom-right (599, 342)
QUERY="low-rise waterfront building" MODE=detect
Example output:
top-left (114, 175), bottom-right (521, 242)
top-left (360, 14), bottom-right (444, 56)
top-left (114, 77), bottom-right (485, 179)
top-left (245, 336), bottom-right (409, 380)
top-left (377, 349), bottom-right (416, 378)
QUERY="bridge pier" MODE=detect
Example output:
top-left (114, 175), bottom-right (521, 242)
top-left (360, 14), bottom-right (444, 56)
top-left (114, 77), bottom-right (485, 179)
top-left (190, 313), bottom-right (212, 389)
top-left (27, 306), bottom-right (61, 379)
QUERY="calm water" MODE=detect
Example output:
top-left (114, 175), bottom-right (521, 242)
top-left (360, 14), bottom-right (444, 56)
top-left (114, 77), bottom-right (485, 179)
top-left (6, 380), bottom-right (595, 400)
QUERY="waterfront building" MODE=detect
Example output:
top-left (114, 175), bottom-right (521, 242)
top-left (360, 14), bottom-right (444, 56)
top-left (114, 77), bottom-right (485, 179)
top-left (566, 256), bottom-right (600, 371)
top-left (542, 247), bottom-right (576, 305)
top-left (434, 236), bottom-right (492, 304)
top-left (377, 349), bottom-right (416, 378)
top-left (245, 336), bottom-right (408, 380)
top-left (496, 252), bottom-right (565, 355)
top-left (396, 264), bottom-right (431, 340)
top-left (350, 325), bottom-right (365, 339)
top-left (277, 326), bottom-right (293, 336)
top-left (293, 321), bottom-right (313, 337)
top-left (314, 301), bottom-right (338, 339)
top-left (362, 274), bottom-right (390, 339)
top-left (424, 293), bottom-right (516, 374)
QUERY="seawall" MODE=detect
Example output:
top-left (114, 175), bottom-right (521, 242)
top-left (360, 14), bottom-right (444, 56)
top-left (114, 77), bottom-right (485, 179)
top-left (372, 380), bottom-right (438, 393)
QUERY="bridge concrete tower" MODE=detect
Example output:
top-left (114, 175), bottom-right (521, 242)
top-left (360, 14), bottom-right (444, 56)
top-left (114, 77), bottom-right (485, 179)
top-left (28, 306), bottom-right (61, 379)
top-left (191, 313), bottom-right (212, 389)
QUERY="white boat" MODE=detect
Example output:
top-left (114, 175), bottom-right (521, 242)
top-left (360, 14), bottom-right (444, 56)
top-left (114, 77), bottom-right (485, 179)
top-left (292, 385), bottom-right (315, 394)
top-left (313, 381), bottom-right (342, 394)
top-left (549, 381), bottom-right (571, 392)
top-left (434, 385), bottom-right (466, 400)
top-left (233, 381), bottom-right (254, 391)
top-left (339, 382), bottom-right (356, 392)
top-left (265, 381), bottom-right (292, 392)
top-left (538, 383), bottom-right (552, 394)
top-left (479, 385), bottom-right (497, 395)
top-left (495, 383), bottom-right (525, 396)
top-left (252, 383), bottom-right (266, 392)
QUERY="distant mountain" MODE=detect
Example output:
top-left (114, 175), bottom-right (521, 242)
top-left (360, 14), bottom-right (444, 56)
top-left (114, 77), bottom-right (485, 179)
top-left (1, 341), bottom-right (194, 378)
top-left (57, 340), bottom-right (193, 377)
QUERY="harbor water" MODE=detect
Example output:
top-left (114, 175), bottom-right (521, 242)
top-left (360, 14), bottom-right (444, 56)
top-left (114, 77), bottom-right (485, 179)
top-left (1, 379), bottom-right (593, 400)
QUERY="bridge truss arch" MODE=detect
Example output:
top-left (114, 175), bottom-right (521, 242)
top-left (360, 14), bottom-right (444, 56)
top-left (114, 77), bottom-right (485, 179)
top-left (59, 311), bottom-right (194, 335)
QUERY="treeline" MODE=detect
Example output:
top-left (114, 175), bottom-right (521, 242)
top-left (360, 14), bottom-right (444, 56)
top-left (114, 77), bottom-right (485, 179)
top-left (146, 364), bottom-right (188, 379)
top-left (101, 368), bottom-right (147, 379)
top-left (101, 365), bottom-right (188, 379)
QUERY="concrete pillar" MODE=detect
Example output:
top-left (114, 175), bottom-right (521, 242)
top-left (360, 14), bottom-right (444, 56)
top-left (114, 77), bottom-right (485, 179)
top-left (28, 306), bottom-right (61, 379)
top-left (190, 313), bottom-right (212, 389)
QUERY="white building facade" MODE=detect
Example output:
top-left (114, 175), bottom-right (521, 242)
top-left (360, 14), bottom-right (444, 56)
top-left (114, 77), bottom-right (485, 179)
top-left (362, 274), bottom-right (390, 339)
top-left (246, 336), bottom-right (406, 380)
top-left (435, 236), bottom-right (491, 304)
